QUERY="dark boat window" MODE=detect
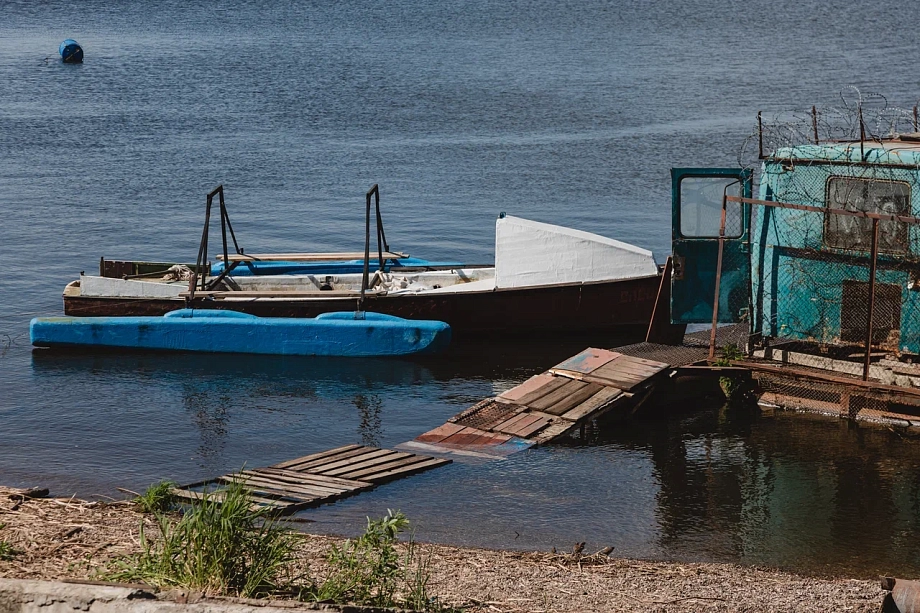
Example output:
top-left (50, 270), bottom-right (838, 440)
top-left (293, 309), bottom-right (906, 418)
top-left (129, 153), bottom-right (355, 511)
top-left (679, 177), bottom-right (743, 238)
top-left (824, 177), bottom-right (910, 254)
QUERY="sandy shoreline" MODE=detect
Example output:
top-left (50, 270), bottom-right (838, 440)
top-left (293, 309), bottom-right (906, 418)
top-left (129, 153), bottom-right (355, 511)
top-left (0, 487), bottom-right (886, 612)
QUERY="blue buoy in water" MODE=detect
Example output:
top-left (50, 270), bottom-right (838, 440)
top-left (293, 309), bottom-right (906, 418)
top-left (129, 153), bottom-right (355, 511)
top-left (59, 39), bottom-right (83, 63)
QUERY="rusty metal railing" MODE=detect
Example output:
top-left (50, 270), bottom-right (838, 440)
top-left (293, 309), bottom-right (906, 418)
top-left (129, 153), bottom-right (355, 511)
top-left (359, 183), bottom-right (391, 312)
top-left (188, 185), bottom-right (244, 303)
top-left (710, 195), bottom-right (920, 380)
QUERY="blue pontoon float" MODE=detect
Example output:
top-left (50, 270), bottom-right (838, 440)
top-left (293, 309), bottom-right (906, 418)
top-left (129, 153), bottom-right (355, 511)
top-left (30, 309), bottom-right (451, 357)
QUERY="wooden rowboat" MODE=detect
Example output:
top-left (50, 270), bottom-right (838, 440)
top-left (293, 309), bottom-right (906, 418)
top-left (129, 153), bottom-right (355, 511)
top-left (60, 187), bottom-right (661, 337)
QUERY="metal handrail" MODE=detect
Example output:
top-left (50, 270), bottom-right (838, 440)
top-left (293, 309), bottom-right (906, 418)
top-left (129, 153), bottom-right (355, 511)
top-left (726, 195), bottom-right (920, 224)
top-left (359, 184), bottom-right (390, 312)
top-left (188, 186), bottom-right (244, 303)
top-left (717, 193), bottom-right (904, 380)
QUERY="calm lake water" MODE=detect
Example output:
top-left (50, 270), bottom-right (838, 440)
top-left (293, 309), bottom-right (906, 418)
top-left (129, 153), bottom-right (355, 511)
top-left (2, 0), bottom-right (920, 578)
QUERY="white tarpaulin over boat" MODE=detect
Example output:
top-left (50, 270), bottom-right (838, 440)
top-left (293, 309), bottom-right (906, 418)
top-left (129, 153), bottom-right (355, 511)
top-left (494, 215), bottom-right (657, 289)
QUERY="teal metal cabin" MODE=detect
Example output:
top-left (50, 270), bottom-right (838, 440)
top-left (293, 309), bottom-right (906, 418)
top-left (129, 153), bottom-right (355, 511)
top-left (671, 135), bottom-right (920, 355)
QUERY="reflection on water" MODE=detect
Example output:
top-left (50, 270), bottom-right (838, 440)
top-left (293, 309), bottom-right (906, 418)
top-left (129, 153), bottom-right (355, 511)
top-left (7, 344), bottom-right (920, 576)
top-left (353, 394), bottom-right (383, 448)
top-left (2, 339), bottom-right (917, 576)
top-left (5, 0), bottom-right (920, 576)
top-left (597, 408), bottom-right (920, 576)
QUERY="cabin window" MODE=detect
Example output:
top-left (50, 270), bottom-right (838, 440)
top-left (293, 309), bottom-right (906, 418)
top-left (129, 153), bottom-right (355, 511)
top-left (679, 177), bottom-right (743, 238)
top-left (824, 177), bottom-right (910, 254)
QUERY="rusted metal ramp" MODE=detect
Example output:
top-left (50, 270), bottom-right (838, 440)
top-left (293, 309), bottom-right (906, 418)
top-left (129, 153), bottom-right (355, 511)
top-left (402, 348), bottom-right (669, 458)
top-left (173, 445), bottom-right (450, 515)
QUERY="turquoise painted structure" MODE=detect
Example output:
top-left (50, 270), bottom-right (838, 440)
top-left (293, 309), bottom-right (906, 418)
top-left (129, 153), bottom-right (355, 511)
top-left (211, 257), bottom-right (463, 277)
top-left (751, 143), bottom-right (920, 352)
top-left (672, 139), bottom-right (920, 354)
top-left (30, 309), bottom-right (451, 356)
top-left (670, 168), bottom-right (752, 323)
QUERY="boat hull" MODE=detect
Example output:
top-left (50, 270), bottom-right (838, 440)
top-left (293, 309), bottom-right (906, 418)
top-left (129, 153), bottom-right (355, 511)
top-left (62, 275), bottom-right (660, 337)
top-left (31, 310), bottom-right (451, 357)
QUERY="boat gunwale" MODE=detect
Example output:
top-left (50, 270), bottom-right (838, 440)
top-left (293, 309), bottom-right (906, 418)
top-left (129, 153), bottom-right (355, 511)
top-left (67, 270), bottom-right (662, 300)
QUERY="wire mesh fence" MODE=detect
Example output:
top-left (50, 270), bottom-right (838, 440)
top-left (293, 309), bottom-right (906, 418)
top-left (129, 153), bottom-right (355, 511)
top-left (711, 178), bottom-right (920, 384)
top-left (665, 89), bottom-right (920, 419)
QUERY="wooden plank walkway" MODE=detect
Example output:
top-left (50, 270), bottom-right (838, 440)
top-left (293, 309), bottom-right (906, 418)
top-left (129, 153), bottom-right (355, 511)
top-left (173, 445), bottom-right (450, 515)
top-left (404, 348), bottom-right (669, 458)
top-left (174, 348), bottom-right (673, 511)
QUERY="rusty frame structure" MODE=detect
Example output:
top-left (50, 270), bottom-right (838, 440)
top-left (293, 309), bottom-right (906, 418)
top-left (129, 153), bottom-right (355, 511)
top-left (708, 194), bottom-right (920, 381)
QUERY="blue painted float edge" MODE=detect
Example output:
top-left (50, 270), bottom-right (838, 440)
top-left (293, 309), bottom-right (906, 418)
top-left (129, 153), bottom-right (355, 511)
top-left (29, 312), bottom-right (451, 357)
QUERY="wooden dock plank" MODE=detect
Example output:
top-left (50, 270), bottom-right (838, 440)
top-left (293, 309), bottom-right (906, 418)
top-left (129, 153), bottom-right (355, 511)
top-left (528, 421), bottom-right (579, 444)
top-left (415, 422), bottom-right (467, 444)
top-left (338, 455), bottom-right (445, 482)
top-left (504, 414), bottom-right (553, 439)
top-left (353, 457), bottom-right (450, 484)
top-left (271, 444), bottom-right (364, 470)
top-left (289, 447), bottom-right (392, 473)
top-left (581, 372), bottom-right (653, 391)
top-left (549, 368), bottom-right (630, 390)
top-left (492, 413), bottom-right (549, 438)
top-left (553, 348), bottom-right (621, 374)
top-left (176, 445), bottom-right (450, 515)
top-left (219, 474), bottom-right (330, 500)
top-left (172, 487), bottom-right (294, 510)
top-left (456, 430), bottom-right (513, 446)
top-left (319, 450), bottom-right (412, 477)
top-left (593, 361), bottom-right (661, 378)
top-left (526, 379), bottom-right (590, 411)
top-left (535, 382), bottom-right (605, 416)
top-left (595, 356), bottom-right (669, 377)
top-left (488, 412), bottom-right (532, 435)
top-left (498, 373), bottom-right (557, 402)
top-left (561, 387), bottom-right (624, 422)
top-left (439, 426), bottom-right (497, 447)
top-left (502, 375), bottom-right (569, 405)
top-left (236, 471), bottom-right (356, 496)
top-left (251, 467), bottom-right (373, 489)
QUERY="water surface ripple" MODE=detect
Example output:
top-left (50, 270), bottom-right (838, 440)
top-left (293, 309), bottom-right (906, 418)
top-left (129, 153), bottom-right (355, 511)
top-left (2, 0), bottom-right (920, 578)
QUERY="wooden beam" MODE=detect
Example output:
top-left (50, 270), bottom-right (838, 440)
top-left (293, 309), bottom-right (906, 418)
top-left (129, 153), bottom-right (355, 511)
top-left (216, 251), bottom-right (409, 262)
top-left (271, 445), bottom-right (364, 470)
top-left (736, 360), bottom-right (920, 398)
top-left (179, 289), bottom-right (386, 299)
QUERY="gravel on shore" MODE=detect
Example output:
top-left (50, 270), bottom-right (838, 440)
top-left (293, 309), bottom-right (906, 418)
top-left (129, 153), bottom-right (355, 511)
top-left (0, 487), bottom-right (886, 612)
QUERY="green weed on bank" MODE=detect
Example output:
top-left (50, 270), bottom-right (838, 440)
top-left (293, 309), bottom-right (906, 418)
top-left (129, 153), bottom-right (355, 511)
top-left (103, 481), bottom-right (455, 610)
top-left (133, 481), bottom-right (178, 514)
top-left (0, 525), bottom-right (18, 562)
top-left (104, 481), bottom-right (298, 598)
top-left (309, 509), bottom-right (456, 612)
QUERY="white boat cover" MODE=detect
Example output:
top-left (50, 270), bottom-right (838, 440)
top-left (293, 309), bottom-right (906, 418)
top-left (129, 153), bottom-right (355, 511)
top-left (494, 215), bottom-right (657, 289)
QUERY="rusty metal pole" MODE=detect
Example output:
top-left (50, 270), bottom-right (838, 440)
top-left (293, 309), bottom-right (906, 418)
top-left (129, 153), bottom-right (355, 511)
top-left (859, 104), bottom-right (866, 161)
top-left (757, 111), bottom-right (764, 159)
top-left (709, 193), bottom-right (728, 360)
top-left (863, 218), bottom-right (880, 381)
top-left (914, 106), bottom-right (918, 132)
top-left (359, 186), bottom-right (373, 313)
top-left (811, 105), bottom-right (819, 144)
